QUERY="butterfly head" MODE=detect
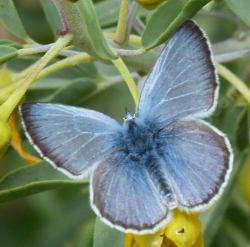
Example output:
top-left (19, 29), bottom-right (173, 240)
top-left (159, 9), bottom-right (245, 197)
top-left (123, 107), bottom-right (136, 122)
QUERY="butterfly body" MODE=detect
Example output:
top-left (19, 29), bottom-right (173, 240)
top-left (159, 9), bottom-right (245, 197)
top-left (20, 20), bottom-right (233, 234)
top-left (116, 117), bottom-right (177, 205)
top-left (118, 117), bottom-right (158, 162)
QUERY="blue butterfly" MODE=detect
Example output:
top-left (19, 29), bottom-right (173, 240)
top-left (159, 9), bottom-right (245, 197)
top-left (20, 20), bottom-right (233, 234)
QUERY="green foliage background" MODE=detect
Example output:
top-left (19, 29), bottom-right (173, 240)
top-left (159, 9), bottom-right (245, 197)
top-left (0, 0), bottom-right (249, 246)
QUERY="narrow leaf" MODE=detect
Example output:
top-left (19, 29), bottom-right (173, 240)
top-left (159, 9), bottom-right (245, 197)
top-left (142, 0), bottom-right (211, 49)
top-left (236, 110), bottom-right (250, 151)
top-left (76, 0), bottom-right (117, 60)
top-left (96, 0), bottom-right (120, 27)
top-left (94, 218), bottom-right (124, 247)
top-left (48, 78), bottom-right (97, 105)
top-left (0, 39), bottom-right (21, 49)
top-left (203, 153), bottom-right (245, 246)
top-left (0, 0), bottom-right (29, 40)
top-left (225, 0), bottom-right (250, 27)
top-left (52, 0), bottom-right (117, 60)
top-left (40, 0), bottom-right (64, 36)
top-left (0, 162), bottom-right (86, 202)
top-left (0, 46), bottom-right (18, 64)
top-left (74, 218), bottom-right (96, 247)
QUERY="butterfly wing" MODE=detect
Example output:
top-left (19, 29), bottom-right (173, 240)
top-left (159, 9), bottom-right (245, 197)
top-left (139, 20), bottom-right (218, 125)
top-left (139, 20), bottom-right (232, 210)
top-left (157, 120), bottom-right (233, 210)
top-left (91, 151), bottom-right (171, 234)
top-left (20, 103), bottom-right (120, 179)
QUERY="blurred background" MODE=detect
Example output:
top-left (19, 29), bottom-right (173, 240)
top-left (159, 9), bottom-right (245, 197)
top-left (0, 0), bottom-right (249, 246)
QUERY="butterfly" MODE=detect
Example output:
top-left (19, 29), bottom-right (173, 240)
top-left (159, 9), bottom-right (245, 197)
top-left (20, 20), bottom-right (233, 234)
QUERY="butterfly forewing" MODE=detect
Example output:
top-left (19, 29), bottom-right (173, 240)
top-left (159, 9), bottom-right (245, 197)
top-left (139, 20), bottom-right (218, 125)
top-left (20, 103), bottom-right (120, 179)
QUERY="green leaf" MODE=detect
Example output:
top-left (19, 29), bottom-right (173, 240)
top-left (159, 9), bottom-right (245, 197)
top-left (25, 61), bottom-right (99, 101)
top-left (96, 0), bottom-right (120, 27)
top-left (0, 39), bottom-right (21, 49)
top-left (0, 162), bottom-right (86, 202)
top-left (96, 0), bottom-right (147, 28)
top-left (74, 218), bottom-right (96, 247)
top-left (236, 110), bottom-right (250, 151)
top-left (0, 0), bottom-right (29, 40)
top-left (203, 152), bottom-right (245, 246)
top-left (225, 0), bottom-right (250, 27)
top-left (48, 78), bottom-right (97, 105)
top-left (206, 163), bottom-right (250, 247)
top-left (94, 218), bottom-right (124, 247)
top-left (142, 0), bottom-right (211, 49)
top-left (82, 82), bottom-right (134, 121)
top-left (0, 46), bottom-right (18, 64)
top-left (40, 0), bottom-right (64, 36)
top-left (142, 0), bottom-right (185, 49)
top-left (76, 0), bottom-right (117, 60)
top-left (53, 0), bottom-right (117, 60)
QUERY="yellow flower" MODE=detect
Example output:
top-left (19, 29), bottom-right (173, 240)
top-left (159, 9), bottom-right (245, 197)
top-left (8, 112), bottom-right (41, 165)
top-left (0, 67), bottom-right (39, 163)
top-left (136, 0), bottom-right (166, 10)
top-left (164, 210), bottom-right (204, 247)
top-left (125, 209), bottom-right (204, 247)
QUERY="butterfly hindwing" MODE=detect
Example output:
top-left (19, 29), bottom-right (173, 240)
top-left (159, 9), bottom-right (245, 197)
top-left (139, 20), bottom-right (218, 125)
top-left (156, 119), bottom-right (233, 210)
top-left (91, 151), bottom-right (171, 234)
top-left (20, 103), bottom-right (120, 179)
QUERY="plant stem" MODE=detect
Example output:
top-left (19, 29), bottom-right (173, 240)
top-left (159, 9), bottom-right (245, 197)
top-left (115, 48), bottom-right (145, 56)
top-left (7, 53), bottom-right (92, 102)
top-left (114, 0), bottom-right (130, 45)
top-left (36, 53), bottom-right (93, 81)
top-left (215, 49), bottom-right (250, 63)
top-left (134, 17), bottom-right (145, 35)
top-left (18, 44), bottom-right (75, 57)
top-left (0, 34), bottom-right (73, 121)
top-left (125, 1), bottom-right (138, 42)
top-left (18, 43), bottom-right (144, 59)
top-left (17, 44), bottom-right (54, 56)
top-left (0, 84), bottom-right (18, 104)
top-left (13, 53), bottom-right (93, 82)
top-left (112, 57), bottom-right (140, 108)
top-left (217, 63), bottom-right (250, 105)
top-left (106, 32), bottom-right (142, 47)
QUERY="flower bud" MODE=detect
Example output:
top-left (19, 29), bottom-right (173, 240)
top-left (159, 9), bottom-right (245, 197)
top-left (136, 0), bottom-right (165, 10)
top-left (0, 120), bottom-right (12, 157)
top-left (124, 209), bottom-right (204, 247)
top-left (164, 210), bottom-right (202, 247)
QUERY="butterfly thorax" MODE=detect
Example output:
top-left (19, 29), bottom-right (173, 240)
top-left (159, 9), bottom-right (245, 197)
top-left (117, 117), bottom-right (161, 164)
